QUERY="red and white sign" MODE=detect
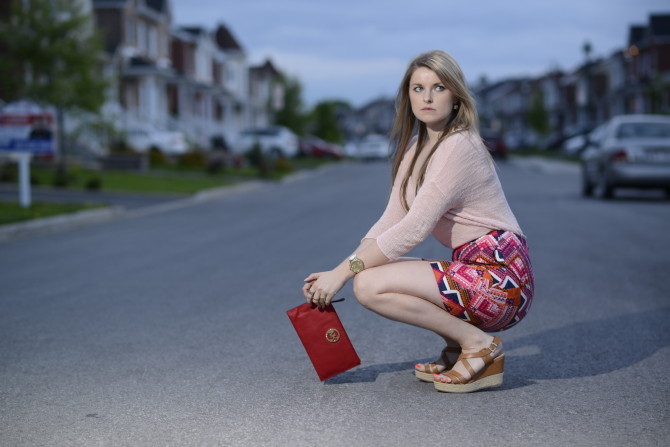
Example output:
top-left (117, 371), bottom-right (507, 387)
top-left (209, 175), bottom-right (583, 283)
top-left (0, 100), bottom-right (55, 153)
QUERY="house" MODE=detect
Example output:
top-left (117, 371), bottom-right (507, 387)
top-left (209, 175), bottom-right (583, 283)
top-left (473, 13), bottom-right (670, 151)
top-left (340, 98), bottom-right (395, 141)
top-left (249, 59), bottom-right (282, 129)
top-left (93, 1), bottom-right (282, 150)
top-left (93, 0), bottom-right (176, 132)
top-left (624, 14), bottom-right (670, 114)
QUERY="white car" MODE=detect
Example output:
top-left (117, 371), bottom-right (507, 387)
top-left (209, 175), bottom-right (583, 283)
top-left (125, 126), bottom-right (188, 155)
top-left (356, 134), bottom-right (390, 160)
top-left (231, 126), bottom-right (299, 158)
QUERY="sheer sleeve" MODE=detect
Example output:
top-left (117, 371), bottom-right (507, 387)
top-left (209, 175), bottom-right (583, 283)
top-left (364, 175), bottom-right (406, 240)
top-left (364, 141), bottom-right (416, 240)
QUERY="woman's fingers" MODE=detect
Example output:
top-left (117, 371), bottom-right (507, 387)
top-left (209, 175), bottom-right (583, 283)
top-left (304, 272), bottom-right (320, 282)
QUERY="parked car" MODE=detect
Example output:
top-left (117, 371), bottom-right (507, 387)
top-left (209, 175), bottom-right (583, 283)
top-left (356, 134), bottom-right (390, 160)
top-left (580, 114), bottom-right (670, 198)
top-left (299, 136), bottom-right (344, 159)
top-left (125, 125), bottom-right (188, 155)
top-left (480, 129), bottom-right (508, 159)
top-left (231, 126), bottom-right (299, 158)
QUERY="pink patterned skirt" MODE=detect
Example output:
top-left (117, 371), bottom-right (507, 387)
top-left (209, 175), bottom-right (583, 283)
top-left (429, 230), bottom-right (534, 332)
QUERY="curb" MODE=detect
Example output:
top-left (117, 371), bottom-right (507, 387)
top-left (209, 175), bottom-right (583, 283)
top-left (0, 206), bottom-right (125, 243)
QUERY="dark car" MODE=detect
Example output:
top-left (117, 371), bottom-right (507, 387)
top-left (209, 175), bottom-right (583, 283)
top-left (581, 114), bottom-right (670, 199)
top-left (480, 130), bottom-right (508, 159)
top-left (299, 136), bottom-right (344, 159)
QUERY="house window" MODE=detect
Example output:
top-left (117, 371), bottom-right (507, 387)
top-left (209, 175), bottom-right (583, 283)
top-left (148, 26), bottom-right (158, 59)
top-left (137, 20), bottom-right (147, 54)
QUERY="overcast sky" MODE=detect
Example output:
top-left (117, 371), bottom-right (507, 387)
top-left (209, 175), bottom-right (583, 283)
top-left (171, 0), bottom-right (668, 108)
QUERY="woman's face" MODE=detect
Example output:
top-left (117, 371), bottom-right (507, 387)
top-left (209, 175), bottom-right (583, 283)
top-left (408, 67), bottom-right (456, 131)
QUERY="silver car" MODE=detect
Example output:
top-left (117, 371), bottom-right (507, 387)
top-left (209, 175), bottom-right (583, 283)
top-left (581, 114), bottom-right (670, 199)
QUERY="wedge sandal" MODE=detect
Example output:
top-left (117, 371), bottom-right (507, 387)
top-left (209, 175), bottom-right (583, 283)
top-left (434, 336), bottom-right (504, 393)
top-left (414, 346), bottom-right (461, 382)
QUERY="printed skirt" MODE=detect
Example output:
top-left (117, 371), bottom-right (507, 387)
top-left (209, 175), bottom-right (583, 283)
top-left (429, 230), bottom-right (534, 332)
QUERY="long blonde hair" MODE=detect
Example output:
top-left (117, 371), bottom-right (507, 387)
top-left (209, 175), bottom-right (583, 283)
top-left (390, 50), bottom-right (481, 209)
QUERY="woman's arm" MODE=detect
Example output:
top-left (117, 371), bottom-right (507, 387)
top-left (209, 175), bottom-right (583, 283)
top-left (303, 238), bottom-right (389, 308)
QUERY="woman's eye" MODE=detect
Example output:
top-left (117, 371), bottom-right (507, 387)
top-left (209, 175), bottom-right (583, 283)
top-left (435, 85), bottom-right (445, 91)
top-left (413, 86), bottom-right (423, 92)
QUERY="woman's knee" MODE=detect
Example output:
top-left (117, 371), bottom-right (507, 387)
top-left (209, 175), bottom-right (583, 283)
top-left (352, 270), bottom-right (381, 309)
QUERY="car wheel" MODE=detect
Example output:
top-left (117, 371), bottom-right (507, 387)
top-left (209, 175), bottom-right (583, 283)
top-left (581, 168), bottom-right (594, 197)
top-left (595, 171), bottom-right (615, 199)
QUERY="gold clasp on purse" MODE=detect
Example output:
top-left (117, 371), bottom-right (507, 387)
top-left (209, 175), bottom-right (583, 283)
top-left (325, 328), bottom-right (340, 343)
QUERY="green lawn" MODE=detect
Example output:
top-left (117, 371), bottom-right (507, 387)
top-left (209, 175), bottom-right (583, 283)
top-left (7, 158), bottom-right (337, 195)
top-left (0, 201), bottom-right (105, 226)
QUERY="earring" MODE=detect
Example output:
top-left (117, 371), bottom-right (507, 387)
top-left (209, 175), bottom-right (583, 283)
top-left (453, 104), bottom-right (460, 110)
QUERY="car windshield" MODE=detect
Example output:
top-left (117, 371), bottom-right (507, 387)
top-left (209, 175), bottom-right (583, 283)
top-left (616, 122), bottom-right (670, 139)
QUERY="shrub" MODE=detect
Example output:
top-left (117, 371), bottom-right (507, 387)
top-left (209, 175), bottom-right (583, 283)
top-left (0, 164), bottom-right (17, 183)
top-left (85, 176), bottom-right (102, 191)
top-left (274, 157), bottom-right (294, 173)
top-left (246, 143), bottom-right (271, 178)
top-left (52, 170), bottom-right (76, 188)
top-left (149, 147), bottom-right (167, 167)
top-left (179, 150), bottom-right (207, 168)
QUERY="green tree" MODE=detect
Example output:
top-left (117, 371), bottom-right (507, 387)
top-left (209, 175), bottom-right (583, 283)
top-left (0, 0), bottom-right (108, 173)
top-left (310, 100), bottom-right (347, 143)
top-left (274, 73), bottom-right (307, 136)
top-left (527, 89), bottom-right (550, 138)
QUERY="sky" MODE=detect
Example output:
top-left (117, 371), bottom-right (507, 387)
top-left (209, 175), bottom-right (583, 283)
top-left (171, 0), bottom-right (669, 108)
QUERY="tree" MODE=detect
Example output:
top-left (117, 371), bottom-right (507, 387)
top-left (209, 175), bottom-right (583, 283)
top-left (274, 73), bottom-right (307, 136)
top-left (310, 100), bottom-right (347, 143)
top-left (0, 0), bottom-right (108, 172)
top-left (527, 89), bottom-right (550, 139)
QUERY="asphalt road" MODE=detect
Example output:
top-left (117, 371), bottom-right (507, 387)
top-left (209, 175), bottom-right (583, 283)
top-left (1, 158), bottom-right (668, 446)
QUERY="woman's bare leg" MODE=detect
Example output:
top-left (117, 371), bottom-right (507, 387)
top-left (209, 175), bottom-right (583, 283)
top-left (353, 260), bottom-right (502, 381)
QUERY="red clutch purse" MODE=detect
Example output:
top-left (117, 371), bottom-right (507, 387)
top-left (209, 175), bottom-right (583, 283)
top-left (286, 299), bottom-right (360, 381)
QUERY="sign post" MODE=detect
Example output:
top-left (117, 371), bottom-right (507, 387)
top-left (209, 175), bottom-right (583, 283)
top-left (18, 152), bottom-right (32, 208)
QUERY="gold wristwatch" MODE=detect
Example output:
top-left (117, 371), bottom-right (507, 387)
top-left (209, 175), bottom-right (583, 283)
top-left (348, 254), bottom-right (365, 274)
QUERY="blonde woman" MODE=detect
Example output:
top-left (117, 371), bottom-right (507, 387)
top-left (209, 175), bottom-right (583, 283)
top-left (302, 50), bottom-right (534, 393)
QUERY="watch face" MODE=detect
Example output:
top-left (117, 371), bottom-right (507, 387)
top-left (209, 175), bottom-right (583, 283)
top-left (350, 258), bottom-right (365, 273)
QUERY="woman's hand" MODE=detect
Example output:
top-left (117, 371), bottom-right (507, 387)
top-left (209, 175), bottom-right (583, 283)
top-left (302, 269), bottom-right (349, 309)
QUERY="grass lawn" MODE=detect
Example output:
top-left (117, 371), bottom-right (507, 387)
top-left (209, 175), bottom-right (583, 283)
top-left (4, 157), bottom-right (337, 195)
top-left (0, 201), bottom-right (105, 226)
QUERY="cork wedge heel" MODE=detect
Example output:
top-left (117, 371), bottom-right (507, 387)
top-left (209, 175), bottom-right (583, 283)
top-left (434, 336), bottom-right (504, 393)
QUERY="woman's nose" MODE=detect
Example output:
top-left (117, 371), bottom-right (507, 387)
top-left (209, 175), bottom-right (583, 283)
top-left (423, 91), bottom-right (433, 103)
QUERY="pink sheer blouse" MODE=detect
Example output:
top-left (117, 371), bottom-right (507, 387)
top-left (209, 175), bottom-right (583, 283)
top-left (364, 130), bottom-right (522, 260)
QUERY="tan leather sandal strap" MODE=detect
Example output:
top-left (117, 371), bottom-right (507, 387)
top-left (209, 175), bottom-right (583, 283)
top-left (444, 369), bottom-right (466, 384)
top-left (425, 363), bottom-right (438, 374)
top-left (460, 358), bottom-right (476, 378)
top-left (459, 338), bottom-right (501, 364)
